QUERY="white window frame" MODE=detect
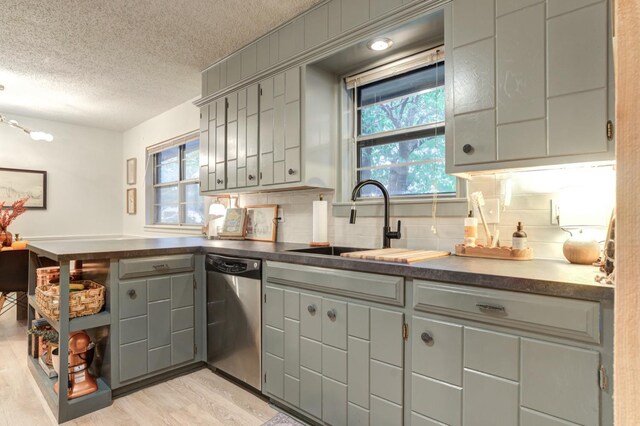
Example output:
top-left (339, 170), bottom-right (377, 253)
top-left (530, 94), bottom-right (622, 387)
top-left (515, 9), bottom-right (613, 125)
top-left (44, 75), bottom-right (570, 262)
top-left (144, 131), bottom-right (204, 233)
top-left (334, 47), bottom-right (468, 218)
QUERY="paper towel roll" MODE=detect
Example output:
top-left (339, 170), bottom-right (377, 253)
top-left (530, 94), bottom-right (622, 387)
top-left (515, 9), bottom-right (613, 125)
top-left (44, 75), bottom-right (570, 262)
top-left (312, 200), bottom-right (328, 243)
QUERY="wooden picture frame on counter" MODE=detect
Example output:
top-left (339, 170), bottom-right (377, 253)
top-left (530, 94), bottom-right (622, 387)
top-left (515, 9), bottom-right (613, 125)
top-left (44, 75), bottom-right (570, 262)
top-left (126, 188), bottom-right (136, 214)
top-left (126, 158), bottom-right (136, 185)
top-left (218, 207), bottom-right (247, 239)
top-left (245, 204), bottom-right (278, 242)
top-left (0, 167), bottom-right (47, 209)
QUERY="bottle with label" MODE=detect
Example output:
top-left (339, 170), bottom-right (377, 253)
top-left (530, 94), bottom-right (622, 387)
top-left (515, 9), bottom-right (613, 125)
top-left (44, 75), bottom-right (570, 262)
top-left (512, 222), bottom-right (528, 250)
top-left (464, 210), bottom-right (478, 246)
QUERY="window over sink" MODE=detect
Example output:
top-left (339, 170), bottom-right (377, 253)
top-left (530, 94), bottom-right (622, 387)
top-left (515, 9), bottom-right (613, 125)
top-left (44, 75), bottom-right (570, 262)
top-left (346, 47), bottom-right (456, 198)
top-left (147, 132), bottom-right (204, 226)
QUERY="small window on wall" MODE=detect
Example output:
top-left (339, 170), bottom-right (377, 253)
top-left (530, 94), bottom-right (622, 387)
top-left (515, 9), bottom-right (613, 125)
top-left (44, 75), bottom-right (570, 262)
top-left (347, 48), bottom-right (456, 198)
top-left (150, 133), bottom-right (204, 226)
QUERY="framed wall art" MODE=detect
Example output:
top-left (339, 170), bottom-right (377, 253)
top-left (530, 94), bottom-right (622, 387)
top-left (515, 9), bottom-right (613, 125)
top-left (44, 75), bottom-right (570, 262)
top-left (245, 204), bottom-right (278, 242)
top-left (126, 158), bottom-right (137, 185)
top-left (126, 188), bottom-right (137, 214)
top-left (218, 207), bottom-right (247, 239)
top-left (0, 167), bottom-right (47, 209)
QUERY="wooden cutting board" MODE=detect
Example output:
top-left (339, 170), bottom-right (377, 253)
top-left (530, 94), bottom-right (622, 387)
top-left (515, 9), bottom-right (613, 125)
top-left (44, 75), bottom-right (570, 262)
top-left (341, 248), bottom-right (450, 264)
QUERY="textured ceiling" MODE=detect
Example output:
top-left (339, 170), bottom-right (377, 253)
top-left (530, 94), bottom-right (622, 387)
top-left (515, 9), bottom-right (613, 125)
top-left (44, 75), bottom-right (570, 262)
top-left (0, 0), bottom-right (322, 131)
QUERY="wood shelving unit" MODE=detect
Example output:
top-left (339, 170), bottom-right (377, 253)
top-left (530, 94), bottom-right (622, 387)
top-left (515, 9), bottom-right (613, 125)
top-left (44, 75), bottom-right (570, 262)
top-left (26, 252), bottom-right (113, 423)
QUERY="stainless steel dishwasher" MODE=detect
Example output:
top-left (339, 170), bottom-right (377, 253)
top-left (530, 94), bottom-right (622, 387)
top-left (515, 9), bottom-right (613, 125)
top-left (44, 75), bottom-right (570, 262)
top-left (205, 254), bottom-right (262, 391)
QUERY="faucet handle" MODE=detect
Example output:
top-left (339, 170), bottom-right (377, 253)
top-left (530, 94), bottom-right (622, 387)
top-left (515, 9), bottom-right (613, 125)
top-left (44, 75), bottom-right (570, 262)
top-left (387, 220), bottom-right (402, 240)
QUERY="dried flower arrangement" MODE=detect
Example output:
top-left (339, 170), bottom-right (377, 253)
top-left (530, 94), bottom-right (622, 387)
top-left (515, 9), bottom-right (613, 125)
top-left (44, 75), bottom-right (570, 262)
top-left (0, 196), bottom-right (29, 246)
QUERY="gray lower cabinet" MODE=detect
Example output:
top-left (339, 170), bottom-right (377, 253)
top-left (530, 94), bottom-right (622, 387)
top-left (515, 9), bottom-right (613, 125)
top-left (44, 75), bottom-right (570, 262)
top-left (118, 273), bottom-right (195, 384)
top-left (263, 283), bottom-right (404, 425)
top-left (410, 315), bottom-right (601, 426)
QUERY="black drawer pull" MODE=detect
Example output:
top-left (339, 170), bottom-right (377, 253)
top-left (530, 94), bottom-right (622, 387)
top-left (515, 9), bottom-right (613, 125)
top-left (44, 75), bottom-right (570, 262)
top-left (463, 144), bottom-right (474, 154)
top-left (421, 332), bottom-right (434, 346)
top-left (307, 304), bottom-right (316, 315)
top-left (288, 168), bottom-right (296, 175)
top-left (476, 303), bottom-right (507, 316)
top-left (327, 309), bottom-right (337, 321)
top-left (248, 174), bottom-right (255, 181)
top-left (127, 289), bottom-right (137, 299)
top-left (216, 179), bottom-right (223, 184)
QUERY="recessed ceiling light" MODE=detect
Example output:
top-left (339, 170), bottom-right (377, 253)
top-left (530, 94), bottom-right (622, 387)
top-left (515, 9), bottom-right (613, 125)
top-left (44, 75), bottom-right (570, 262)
top-left (367, 38), bottom-right (393, 51)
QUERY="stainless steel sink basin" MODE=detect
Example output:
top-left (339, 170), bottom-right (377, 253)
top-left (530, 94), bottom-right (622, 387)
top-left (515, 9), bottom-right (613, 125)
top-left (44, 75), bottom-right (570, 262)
top-left (285, 246), bottom-right (367, 256)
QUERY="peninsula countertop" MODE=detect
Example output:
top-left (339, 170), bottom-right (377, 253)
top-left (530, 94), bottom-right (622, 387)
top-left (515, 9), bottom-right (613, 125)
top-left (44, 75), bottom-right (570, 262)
top-left (27, 237), bottom-right (613, 302)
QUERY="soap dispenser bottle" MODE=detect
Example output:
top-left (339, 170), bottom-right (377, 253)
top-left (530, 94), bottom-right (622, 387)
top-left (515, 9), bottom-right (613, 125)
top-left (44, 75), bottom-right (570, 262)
top-left (464, 210), bottom-right (478, 246)
top-left (512, 222), bottom-right (528, 250)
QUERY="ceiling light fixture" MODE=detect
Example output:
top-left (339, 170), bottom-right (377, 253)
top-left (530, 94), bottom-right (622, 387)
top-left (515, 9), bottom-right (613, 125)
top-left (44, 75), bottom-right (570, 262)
top-left (0, 114), bottom-right (53, 141)
top-left (367, 37), bottom-right (393, 51)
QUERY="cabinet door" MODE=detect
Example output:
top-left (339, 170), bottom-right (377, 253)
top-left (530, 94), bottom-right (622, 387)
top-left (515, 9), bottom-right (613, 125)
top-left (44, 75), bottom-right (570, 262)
top-left (521, 338), bottom-right (599, 425)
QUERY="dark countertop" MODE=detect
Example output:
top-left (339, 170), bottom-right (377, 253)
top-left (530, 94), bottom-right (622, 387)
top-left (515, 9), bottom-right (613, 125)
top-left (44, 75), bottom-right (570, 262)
top-left (28, 237), bottom-right (613, 302)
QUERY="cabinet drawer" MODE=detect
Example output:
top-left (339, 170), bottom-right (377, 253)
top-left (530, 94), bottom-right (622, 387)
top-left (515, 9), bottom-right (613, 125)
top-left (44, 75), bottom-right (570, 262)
top-left (266, 261), bottom-right (404, 306)
top-left (414, 280), bottom-right (600, 343)
top-left (119, 255), bottom-right (194, 279)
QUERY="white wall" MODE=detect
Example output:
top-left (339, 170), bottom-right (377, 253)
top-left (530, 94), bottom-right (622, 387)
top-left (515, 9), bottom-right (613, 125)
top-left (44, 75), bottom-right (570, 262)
top-left (121, 98), bottom-right (200, 236)
top-left (0, 114), bottom-right (123, 239)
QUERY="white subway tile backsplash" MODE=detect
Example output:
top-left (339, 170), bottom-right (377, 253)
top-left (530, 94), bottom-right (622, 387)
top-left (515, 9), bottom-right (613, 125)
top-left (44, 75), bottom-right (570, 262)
top-left (232, 165), bottom-right (613, 261)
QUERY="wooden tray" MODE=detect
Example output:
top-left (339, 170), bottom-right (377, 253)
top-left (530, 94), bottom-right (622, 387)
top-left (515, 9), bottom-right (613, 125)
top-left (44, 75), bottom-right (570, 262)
top-left (455, 244), bottom-right (533, 261)
top-left (341, 248), bottom-right (450, 264)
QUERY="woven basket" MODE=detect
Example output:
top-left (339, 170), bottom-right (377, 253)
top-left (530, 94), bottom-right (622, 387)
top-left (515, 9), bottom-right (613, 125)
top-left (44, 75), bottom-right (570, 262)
top-left (35, 280), bottom-right (105, 320)
top-left (36, 267), bottom-right (83, 287)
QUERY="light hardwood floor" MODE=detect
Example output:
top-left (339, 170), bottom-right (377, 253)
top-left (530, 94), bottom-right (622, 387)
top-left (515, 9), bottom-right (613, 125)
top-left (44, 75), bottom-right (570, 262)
top-left (0, 304), bottom-right (276, 426)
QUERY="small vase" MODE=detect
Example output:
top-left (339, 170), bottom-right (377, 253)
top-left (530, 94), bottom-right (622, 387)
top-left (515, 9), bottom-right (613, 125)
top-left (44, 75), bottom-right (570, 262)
top-left (0, 229), bottom-right (12, 247)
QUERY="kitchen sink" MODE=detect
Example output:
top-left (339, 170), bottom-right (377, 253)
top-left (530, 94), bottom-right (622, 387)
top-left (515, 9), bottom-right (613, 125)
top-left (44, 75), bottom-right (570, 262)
top-left (285, 246), bottom-right (367, 256)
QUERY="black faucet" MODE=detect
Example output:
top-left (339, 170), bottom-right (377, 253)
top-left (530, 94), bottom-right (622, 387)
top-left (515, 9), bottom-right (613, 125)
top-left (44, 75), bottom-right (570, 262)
top-left (350, 179), bottom-right (401, 249)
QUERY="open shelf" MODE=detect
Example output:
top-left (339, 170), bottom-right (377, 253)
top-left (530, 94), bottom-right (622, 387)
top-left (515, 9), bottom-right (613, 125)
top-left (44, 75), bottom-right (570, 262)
top-left (28, 294), bottom-right (110, 332)
top-left (27, 355), bottom-right (59, 416)
top-left (27, 355), bottom-right (112, 422)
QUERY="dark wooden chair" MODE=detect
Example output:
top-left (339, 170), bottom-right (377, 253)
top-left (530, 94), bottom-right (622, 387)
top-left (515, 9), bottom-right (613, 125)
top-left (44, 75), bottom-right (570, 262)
top-left (0, 249), bottom-right (29, 319)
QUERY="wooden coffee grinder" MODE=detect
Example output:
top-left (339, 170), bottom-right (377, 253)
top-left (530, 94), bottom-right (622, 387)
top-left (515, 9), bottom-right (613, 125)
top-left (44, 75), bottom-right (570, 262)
top-left (54, 331), bottom-right (98, 399)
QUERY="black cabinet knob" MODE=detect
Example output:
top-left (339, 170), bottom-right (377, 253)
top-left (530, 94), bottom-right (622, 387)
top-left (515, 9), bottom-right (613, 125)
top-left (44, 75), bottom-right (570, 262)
top-left (216, 179), bottom-right (223, 184)
top-left (127, 289), bottom-right (137, 299)
top-left (327, 309), bottom-right (337, 321)
top-left (421, 331), bottom-right (434, 346)
top-left (462, 144), bottom-right (474, 154)
top-left (248, 174), bottom-right (255, 181)
top-left (288, 168), bottom-right (295, 175)
top-left (307, 304), bottom-right (316, 315)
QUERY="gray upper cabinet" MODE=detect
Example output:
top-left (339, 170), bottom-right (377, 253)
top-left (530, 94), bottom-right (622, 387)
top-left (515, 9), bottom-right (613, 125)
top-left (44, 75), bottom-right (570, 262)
top-left (199, 0), bottom-right (415, 99)
top-left (259, 67), bottom-right (301, 186)
top-left (445, 0), bottom-right (613, 175)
